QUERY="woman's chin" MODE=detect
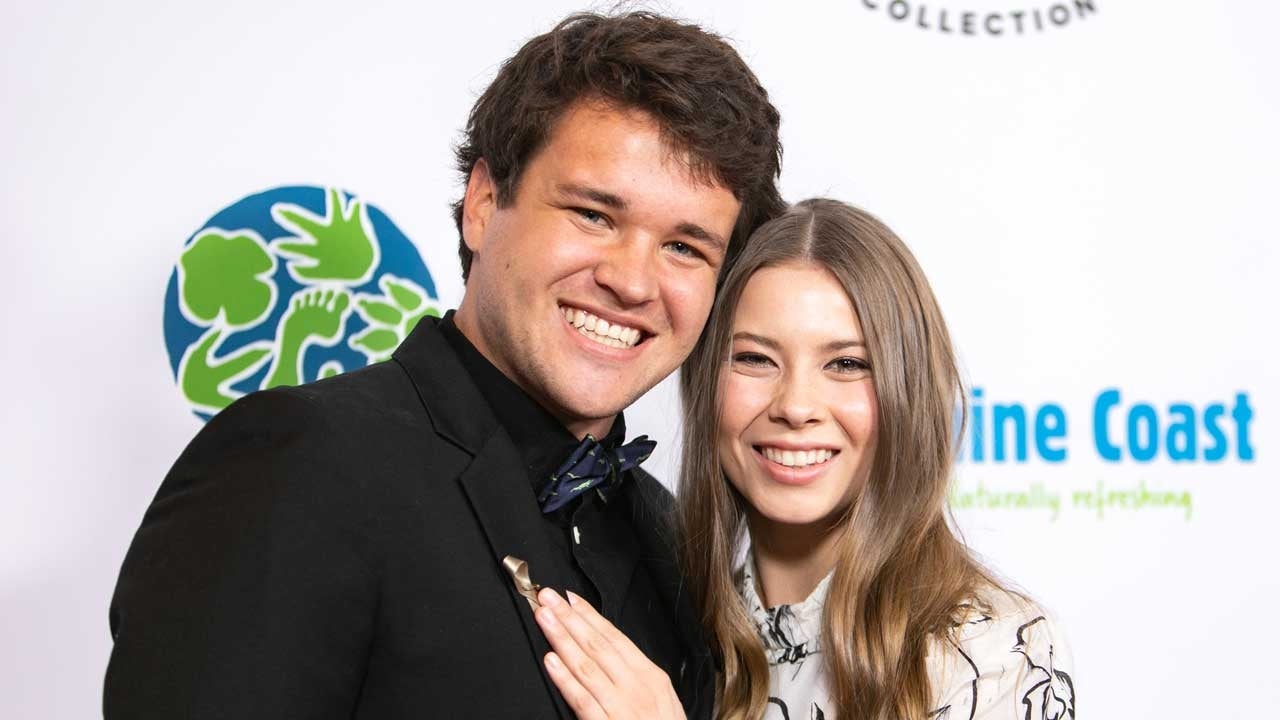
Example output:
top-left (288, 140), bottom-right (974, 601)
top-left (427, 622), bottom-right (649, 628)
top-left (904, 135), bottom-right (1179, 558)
top-left (753, 502), bottom-right (838, 530)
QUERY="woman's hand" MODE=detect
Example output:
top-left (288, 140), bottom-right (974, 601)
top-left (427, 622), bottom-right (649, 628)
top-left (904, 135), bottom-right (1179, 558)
top-left (534, 588), bottom-right (686, 720)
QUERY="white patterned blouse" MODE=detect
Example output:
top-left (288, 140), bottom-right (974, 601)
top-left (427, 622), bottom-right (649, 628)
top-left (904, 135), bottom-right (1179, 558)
top-left (737, 553), bottom-right (1076, 720)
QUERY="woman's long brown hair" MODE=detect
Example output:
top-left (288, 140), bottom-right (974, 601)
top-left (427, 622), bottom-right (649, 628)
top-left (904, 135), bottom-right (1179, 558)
top-left (678, 198), bottom-right (1003, 719)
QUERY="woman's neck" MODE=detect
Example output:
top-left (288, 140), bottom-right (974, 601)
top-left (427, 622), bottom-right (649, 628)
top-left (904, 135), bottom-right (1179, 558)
top-left (747, 514), bottom-right (842, 607)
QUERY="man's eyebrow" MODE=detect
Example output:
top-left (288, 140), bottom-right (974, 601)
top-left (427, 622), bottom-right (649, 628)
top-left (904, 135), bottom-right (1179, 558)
top-left (675, 222), bottom-right (726, 253)
top-left (555, 183), bottom-right (628, 211)
top-left (556, 183), bottom-right (725, 251)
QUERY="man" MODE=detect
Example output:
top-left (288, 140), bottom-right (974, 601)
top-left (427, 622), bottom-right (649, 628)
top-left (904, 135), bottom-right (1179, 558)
top-left (106, 11), bottom-right (783, 718)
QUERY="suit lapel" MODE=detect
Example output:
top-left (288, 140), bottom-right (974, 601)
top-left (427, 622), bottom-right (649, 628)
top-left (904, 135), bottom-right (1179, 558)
top-left (624, 478), bottom-right (717, 717)
top-left (456, 434), bottom-right (575, 720)
top-left (394, 318), bottom-right (574, 720)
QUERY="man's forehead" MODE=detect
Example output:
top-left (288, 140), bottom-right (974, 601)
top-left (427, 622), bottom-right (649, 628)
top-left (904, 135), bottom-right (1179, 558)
top-left (542, 99), bottom-right (731, 193)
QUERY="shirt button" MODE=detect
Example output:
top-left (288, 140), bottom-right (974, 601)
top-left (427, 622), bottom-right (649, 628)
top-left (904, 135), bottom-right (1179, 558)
top-left (573, 526), bottom-right (582, 544)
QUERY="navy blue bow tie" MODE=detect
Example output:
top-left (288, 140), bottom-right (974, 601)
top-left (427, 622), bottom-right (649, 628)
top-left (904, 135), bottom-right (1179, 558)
top-left (537, 434), bottom-right (657, 513)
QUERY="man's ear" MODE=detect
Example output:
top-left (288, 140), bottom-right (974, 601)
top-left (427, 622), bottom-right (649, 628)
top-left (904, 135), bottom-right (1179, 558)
top-left (462, 158), bottom-right (498, 254)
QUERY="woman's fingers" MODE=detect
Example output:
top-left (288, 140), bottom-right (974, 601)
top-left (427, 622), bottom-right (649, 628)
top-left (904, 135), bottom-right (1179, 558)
top-left (565, 591), bottom-right (647, 661)
top-left (535, 588), bottom-right (629, 694)
top-left (534, 588), bottom-right (687, 720)
top-left (544, 651), bottom-right (607, 720)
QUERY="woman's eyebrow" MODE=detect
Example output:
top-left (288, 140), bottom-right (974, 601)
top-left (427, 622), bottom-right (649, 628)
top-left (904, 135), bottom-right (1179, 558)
top-left (732, 332), bottom-right (865, 353)
top-left (732, 331), bottom-right (780, 349)
top-left (823, 339), bottom-right (866, 351)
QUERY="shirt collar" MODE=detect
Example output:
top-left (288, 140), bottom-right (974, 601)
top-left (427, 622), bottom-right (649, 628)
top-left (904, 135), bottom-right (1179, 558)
top-left (738, 549), bottom-right (833, 665)
top-left (437, 311), bottom-right (627, 485)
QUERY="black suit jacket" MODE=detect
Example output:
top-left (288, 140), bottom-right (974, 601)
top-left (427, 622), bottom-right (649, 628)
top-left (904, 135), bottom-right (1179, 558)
top-left (106, 317), bottom-right (714, 719)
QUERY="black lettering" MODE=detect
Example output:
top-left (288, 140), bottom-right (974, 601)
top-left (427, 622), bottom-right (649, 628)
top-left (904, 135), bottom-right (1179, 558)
top-left (939, 8), bottom-right (953, 32)
top-left (986, 12), bottom-right (1003, 35)
top-left (962, 11), bottom-right (976, 34)
top-left (889, 0), bottom-right (910, 21)
top-left (862, 0), bottom-right (878, 9)
top-left (1050, 4), bottom-right (1070, 25)
top-left (1010, 10), bottom-right (1025, 33)
top-left (1034, 8), bottom-right (1044, 30)
top-left (917, 3), bottom-right (930, 29)
top-left (1075, 0), bottom-right (1097, 17)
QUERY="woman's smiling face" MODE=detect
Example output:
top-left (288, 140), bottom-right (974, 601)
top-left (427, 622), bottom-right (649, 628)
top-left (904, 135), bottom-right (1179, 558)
top-left (717, 262), bottom-right (879, 530)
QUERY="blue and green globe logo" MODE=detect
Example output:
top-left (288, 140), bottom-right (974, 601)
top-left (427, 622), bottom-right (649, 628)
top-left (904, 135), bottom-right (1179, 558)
top-left (164, 185), bottom-right (441, 420)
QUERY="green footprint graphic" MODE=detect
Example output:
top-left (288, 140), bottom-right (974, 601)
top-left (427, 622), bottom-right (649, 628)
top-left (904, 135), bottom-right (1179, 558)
top-left (271, 188), bottom-right (379, 285)
top-left (348, 275), bottom-right (440, 363)
top-left (264, 288), bottom-right (352, 389)
top-left (180, 327), bottom-right (274, 412)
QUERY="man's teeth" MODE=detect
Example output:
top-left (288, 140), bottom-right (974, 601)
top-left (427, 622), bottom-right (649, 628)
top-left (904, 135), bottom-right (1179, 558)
top-left (562, 306), bottom-right (642, 348)
top-left (761, 447), bottom-right (835, 468)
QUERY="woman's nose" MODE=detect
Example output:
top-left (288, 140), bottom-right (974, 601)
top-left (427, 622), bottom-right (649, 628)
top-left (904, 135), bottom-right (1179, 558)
top-left (769, 371), bottom-right (823, 428)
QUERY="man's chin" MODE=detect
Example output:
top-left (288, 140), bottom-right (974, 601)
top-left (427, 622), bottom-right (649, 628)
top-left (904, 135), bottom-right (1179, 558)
top-left (543, 381), bottom-right (644, 431)
top-left (555, 396), bottom-right (633, 426)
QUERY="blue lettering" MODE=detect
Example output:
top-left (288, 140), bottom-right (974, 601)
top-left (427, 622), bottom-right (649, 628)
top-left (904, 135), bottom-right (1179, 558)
top-left (1127, 403), bottom-right (1159, 462)
top-left (1203, 405), bottom-right (1227, 461)
top-left (1093, 389), bottom-right (1122, 461)
top-left (1233, 393), bottom-right (1255, 461)
top-left (1034, 404), bottom-right (1067, 462)
top-left (971, 387), bottom-right (985, 462)
top-left (993, 403), bottom-right (1028, 462)
top-left (1165, 403), bottom-right (1197, 461)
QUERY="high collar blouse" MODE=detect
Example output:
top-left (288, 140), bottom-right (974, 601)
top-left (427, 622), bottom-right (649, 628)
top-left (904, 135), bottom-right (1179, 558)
top-left (737, 551), bottom-right (1076, 719)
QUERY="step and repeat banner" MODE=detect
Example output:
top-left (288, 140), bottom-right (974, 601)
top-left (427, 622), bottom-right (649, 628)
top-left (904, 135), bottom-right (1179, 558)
top-left (3, 1), bottom-right (1275, 717)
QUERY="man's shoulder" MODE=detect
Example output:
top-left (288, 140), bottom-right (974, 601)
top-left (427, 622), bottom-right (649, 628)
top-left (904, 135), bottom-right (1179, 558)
top-left (226, 354), bottom-right (454, 430)
top-left (627, 466), bottom-right (676, 513)
top-left (185, 358), bottom-right (451, 471)
top-left (276, 358), bottom-right (420, 418)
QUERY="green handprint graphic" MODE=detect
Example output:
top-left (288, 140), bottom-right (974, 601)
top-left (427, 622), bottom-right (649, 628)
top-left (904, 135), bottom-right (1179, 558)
top-left (179, 327), bottom-right (273, 412)
top-left (271, 188), bottom-right (379, 284)
top-left (165, 184), bottom-right (439, 422)
top-left (179, 229), bottom-right (277, 328)
top-left (264, 288), bottom-right (353, 389)
top-left (349, 275), bottom-right (441, 363)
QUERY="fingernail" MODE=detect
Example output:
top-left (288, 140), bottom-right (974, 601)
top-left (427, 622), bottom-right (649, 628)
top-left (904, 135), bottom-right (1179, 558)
top-left (565, 591), bottom-right (580, 607)
top-left (546, 652), bottom-right (562, 670)
top-left (536, 607), bottom-right (559, 627)
top-left (538, 588), bottom-right (563, 607)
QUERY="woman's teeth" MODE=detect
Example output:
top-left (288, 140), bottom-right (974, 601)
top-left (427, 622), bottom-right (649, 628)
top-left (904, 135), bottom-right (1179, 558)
top-left (761, 447), bottom-right (834, 468)
top-left (562, 306), bottom-right (642, 348)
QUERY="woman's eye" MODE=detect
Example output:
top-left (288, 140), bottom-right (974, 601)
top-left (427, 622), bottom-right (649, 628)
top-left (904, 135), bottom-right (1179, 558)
top-left (732, 352), bottom-right (773, 367)
top-left (828, 357), bottom-right (870, 374)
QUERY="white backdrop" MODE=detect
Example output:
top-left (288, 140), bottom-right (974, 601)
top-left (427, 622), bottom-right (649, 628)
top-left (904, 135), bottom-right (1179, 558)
top-left (3, 1), bottom-right (1276, 717)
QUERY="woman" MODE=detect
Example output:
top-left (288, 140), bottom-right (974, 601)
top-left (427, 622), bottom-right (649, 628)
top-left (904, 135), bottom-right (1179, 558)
top-left (533, 199), bottom-right (1075, 719)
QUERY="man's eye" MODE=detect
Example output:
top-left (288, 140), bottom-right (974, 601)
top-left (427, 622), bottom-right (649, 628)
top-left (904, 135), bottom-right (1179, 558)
top-left (828, 357), bottom-right (870, 374)
top-left (666, 241), bottom-right (704, 260)
top-left (573, 208), bottom-right (608, 225)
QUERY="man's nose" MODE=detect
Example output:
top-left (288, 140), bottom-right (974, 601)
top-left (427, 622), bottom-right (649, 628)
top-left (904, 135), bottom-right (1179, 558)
top-left (593, 234), bottom-right (660, 306)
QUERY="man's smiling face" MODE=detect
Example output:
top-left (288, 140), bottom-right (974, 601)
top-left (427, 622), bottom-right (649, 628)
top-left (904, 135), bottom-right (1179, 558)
top-left (455, 100), bottom-right (741, 439)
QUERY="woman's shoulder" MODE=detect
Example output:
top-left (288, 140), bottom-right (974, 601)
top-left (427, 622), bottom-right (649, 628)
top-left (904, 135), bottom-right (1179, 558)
top-left (927, 586), bottom-right (1076, 719)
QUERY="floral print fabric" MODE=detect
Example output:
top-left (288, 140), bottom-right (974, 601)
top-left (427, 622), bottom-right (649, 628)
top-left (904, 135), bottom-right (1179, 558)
top-left (738, 553), bottom-right (1076, 719)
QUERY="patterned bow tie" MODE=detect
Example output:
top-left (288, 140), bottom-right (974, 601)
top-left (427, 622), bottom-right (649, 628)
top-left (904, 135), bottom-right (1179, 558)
top-left (537, 434), bottom-right (656, 513)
